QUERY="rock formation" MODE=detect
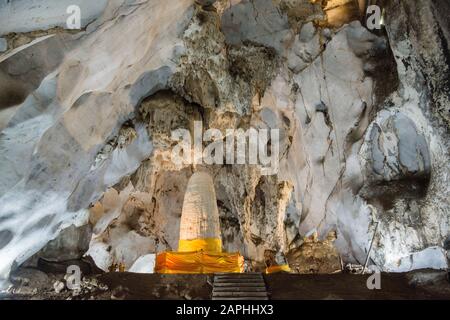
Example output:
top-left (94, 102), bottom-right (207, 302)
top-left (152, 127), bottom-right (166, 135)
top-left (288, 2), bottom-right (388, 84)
top-left (0, 0), bottom-right (449, 286)
top-left (179, 172), bottom-right (221, 245)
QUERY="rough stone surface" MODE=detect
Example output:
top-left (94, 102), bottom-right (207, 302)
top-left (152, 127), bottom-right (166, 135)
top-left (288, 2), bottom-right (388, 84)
top-left (179, 172), bottom-right (221, 242)
top-left (0, 37), bottom-right (6, 52)
top-left (221, 0), bottom-right (293, 54)
top-left (0, 33), bottom-right (78, 110)
top-left (34, 224), bottom-right (92, 262)
top-left (0, 0), bottom-right (194, 284)
top-left (0, 0), bottom-right (449, 286)
top-left (0, 0), bottom-right (108, 35)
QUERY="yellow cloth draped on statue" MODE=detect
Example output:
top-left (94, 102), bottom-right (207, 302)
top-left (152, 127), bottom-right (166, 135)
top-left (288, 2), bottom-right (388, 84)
top-left (155, 173), bottom-right (244, 274)
top-left (265, 264), bottom-right (292, 274)
top-left (155, 238), bottom-right (244, 274)
top-left (178, 238), bottom-right (223, 253)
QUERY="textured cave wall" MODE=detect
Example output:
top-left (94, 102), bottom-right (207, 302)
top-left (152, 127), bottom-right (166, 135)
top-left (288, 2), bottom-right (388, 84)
top-left (0, 0), bottom-right (195, 284)
top-left (360, 0), bottom-right (450, 271)
top-left (0, 0), bottom-right (108, 34)
top-left (86, 0), bottom-right (449, 272)
top-left (0, 0), bottom-right (449, 284)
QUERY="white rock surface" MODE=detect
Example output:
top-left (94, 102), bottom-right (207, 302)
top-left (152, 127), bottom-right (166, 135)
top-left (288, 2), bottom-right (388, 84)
top-left (221, 0), bottom-right (293, 54)
top-left (0, 0), bottom-right (449, 285)
top-left (0, 0), bottom-right (108, 35)
top-left (0, 34), bottom-right (78, 114)
top-left (0, 37), bottom-right (6, 52)
top-left (392, 247), bottom-right (448, 273)
top-left (0, 0), bottom-right (194, 284)
top-left (129, 254), bottom-right (156, 274)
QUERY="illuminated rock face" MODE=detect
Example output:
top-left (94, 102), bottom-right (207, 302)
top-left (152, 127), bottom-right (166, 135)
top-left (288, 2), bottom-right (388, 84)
top-left (0, 0), bottom-right (449, 282)
top-left (0, 0), bottom-right (194, 283)
top-left (179, 172), bottom-right (221, 243)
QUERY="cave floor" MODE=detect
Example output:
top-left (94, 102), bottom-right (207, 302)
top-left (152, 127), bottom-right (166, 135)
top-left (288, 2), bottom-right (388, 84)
top-left (264, 272), bottom-right (450, 300)
top-left (4, 269), bottom-right (450, 300)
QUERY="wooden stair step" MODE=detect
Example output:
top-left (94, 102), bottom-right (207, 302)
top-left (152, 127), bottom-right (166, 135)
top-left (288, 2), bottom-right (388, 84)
top-left (214, 276), bottom-right (264, 279)
top-left (214, 277), bottom-right (263, 281)
top-left (214, 273), bottom-right (263, 278)
top-left (215, 272), bottom-right (262, 275)
top-left (211, 273), bottom-right (269, 301)
top-left (213, 292), bottom-right (269, 298)
top-left (212, 297), bottom-right (269, 300)
top-left (213, 279), bottom-right (264, 284)
top-left (213, 287), bottom-right (267, 292)
top-left (213, 282), bottom-right (266, 287)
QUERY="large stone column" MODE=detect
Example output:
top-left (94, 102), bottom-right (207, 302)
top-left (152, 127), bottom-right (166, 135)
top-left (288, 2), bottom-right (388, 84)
top-left (178, 172), bottom-right (222, 252)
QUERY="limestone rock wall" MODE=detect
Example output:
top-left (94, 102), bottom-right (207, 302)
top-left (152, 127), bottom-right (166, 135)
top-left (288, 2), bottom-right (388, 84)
top-left (0, 0), bottom-right (449, 283)
top-left (0, 0), bottom-right (194, 284)
top-left (0, 0), bottom-right (108, 34)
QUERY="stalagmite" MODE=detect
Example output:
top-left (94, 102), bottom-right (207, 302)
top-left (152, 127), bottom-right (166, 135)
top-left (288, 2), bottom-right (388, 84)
top-left (155, 172), bottom-right (244, 274)
top-left (179, 171), bottom-right (221, 252)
